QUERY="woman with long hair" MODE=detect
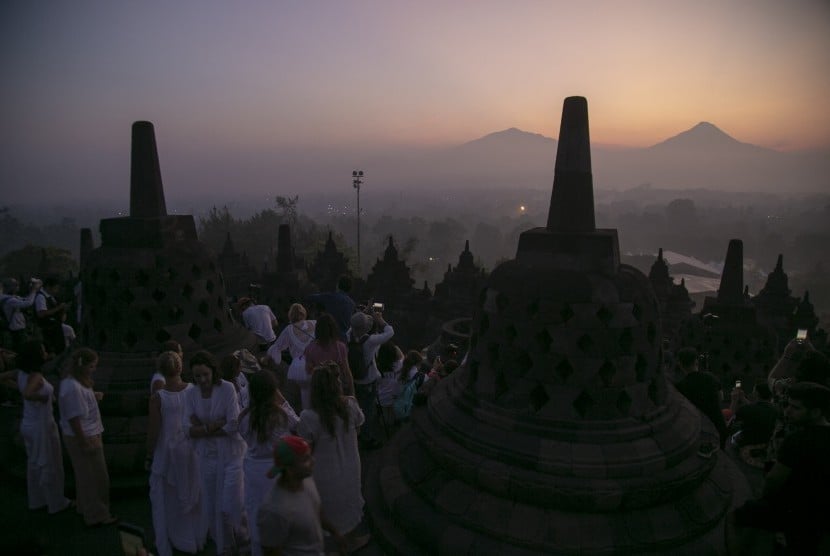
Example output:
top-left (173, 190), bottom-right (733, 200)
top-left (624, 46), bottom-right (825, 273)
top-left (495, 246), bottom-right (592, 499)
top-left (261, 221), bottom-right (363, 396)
top-left (303, 312), bottom-right (354, 396)
top-left (376, 341), bottom-right (404, 433)
top-left (16, 340), bottom-right (72, 514)
top-left (185, 350), bottom-right (247, 556)
top-left (239, 370), bottom-right (299, 556)
top-left (297, 362), bottom-right (367, 548)
top-left (146, 350), bottom-right (205, 556)
top-left (266, 303), bottom-right (316, 410)
top-left (58, 347), bottom-right (116, 526)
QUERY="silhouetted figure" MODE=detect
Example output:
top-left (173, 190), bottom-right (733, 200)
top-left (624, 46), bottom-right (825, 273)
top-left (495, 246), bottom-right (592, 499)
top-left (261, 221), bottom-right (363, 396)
top-left (675, 347), bottom-right (728, 449)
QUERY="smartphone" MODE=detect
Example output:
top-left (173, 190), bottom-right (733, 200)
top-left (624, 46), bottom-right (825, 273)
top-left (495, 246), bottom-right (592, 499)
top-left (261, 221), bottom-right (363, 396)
top-left (735, 380), bottom-right (742, 389)
top-left (118, 523), bottom-right (147, 556)
top-left (796, 329), bottom-right (808, 342)
top-left (372, 302), bottom-right (384, 312)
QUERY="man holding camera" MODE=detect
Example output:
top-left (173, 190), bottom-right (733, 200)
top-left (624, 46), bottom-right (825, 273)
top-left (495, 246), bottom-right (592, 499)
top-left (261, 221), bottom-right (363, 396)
top-left (34, 277), bottom-right (69, 357)
top-left (348, 306), bottom-right (393, 450)
top-left (1, 277), bottom-right (41, 352)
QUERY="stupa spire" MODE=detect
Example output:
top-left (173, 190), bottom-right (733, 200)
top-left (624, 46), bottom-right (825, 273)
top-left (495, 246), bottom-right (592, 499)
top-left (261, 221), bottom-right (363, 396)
top-left (546, 96), bottom-right (595, 232)
top-left (717, 239), bottom-right (744, 304)
top-left (129, 121), bottom-right (167, 218)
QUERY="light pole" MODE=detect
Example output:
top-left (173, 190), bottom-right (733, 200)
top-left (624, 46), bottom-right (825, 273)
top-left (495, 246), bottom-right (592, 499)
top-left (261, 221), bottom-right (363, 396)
top-left (352, 170), bottom-right (364, 273)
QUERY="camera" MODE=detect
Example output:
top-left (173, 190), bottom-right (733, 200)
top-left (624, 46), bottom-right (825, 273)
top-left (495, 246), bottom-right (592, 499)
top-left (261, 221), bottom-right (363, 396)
top-left (372, 302), bottom-right (384, 312)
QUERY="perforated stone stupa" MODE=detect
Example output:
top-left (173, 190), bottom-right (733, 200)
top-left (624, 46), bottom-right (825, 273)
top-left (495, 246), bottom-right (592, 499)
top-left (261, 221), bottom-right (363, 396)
top-left (367, 97), bottom-right (734, 555)
top-left (79, 121), bottom-right (255, 476)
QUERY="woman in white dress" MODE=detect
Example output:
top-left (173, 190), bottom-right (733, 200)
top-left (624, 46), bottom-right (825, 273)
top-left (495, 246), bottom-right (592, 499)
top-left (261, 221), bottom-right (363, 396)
top-left (297, 362), bottom-right (366, 542)
top-left (185, 350), bottom-right (247, 556)
top-left (239, 370), bottom-right (299, 556)
top-left (58, 348), bottom-right (116, 526)
top-left (146, 351), bottom-right (205, 556)
top-left (266, 303), bottom-right (316, 411)
top-left (16, 340), bottom-right (72, 513)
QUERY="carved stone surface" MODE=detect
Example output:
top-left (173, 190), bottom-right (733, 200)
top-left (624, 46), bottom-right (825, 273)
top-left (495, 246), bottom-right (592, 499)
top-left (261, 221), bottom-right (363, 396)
top-left (366, 97), bottom-right (734, 554)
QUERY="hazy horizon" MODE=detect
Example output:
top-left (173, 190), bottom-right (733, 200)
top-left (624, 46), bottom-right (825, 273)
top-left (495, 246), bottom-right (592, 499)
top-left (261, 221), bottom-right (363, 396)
top-left (2, 1), bottom-right (829, 203)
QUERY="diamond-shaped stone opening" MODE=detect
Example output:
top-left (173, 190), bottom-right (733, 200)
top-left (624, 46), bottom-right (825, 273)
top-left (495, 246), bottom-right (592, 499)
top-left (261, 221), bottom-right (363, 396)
top-left (537, 329), bottom-right (553, 353)
top-left (515, 350), bottom-right (533, 376)
top-left (191, 264), bottom-right (202, 278)
top-left (530, 383), bottom-right (549, 412)
top-left (188, 323), bottom-right (202, 341)
top-left (527, 298), bottom-right (540, 317)
top-left (121, 289), bottom-right (135, 304)
top-left (596, 306), bottom-right (613, 325)
top-left (155, 329), bottom-right (171, 343)
top-left (555, 358), bottom-right (574, 381)
top-left (632, 303), bottom-right (643, 322)
top-left (206, 279), bottom-right (215, 294)
top-left (487, 341), bottom-right (501, 363)
top-left (198, 300), bottom-right (209, 316)
top-left (635, 353), bottom-right (648, 381)
top-left (618, 328), bottom-right (633, 354)
top-left (560, 304), bottom-right (575, 323)
top-left (577, 333), bottom-right (594, 353)
top-left (136, 270), bottom-right (150, 287)
top-left (213, 318), bottom-right (223, 332)
top-left (504, 324), bottom-right (517, 344)
top-left (646, 322), bottom-right (657, 345)
top-left (616, 390), bottom-right (633, 415)
top-left (152, 289), bottom-right (167, 303)
top-left (140, 309), bottom-right (153, 322)
top-left (182, 283), bottom-right (194, 299)
top-left (598, 360), bottom-right (617, 387)
top-left (496, 292), bottom-right (508, 313)
top-left (478, 313), bottom-right (489, 335)
top-left (495, 370), bottom-right (508, 398)
top-left (573, 390), bottom-right (594, 418)
top-left (108, 269), bottom-right (121, 283)
top-left (124, 330), bottom-right (138, 348)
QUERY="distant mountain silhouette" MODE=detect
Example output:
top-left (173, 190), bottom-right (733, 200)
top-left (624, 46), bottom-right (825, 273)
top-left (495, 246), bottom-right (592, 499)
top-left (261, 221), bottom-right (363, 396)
top-left (649, 121), bottom-right (770, 155)
top-left (459, 127), bottom-right (556, 150)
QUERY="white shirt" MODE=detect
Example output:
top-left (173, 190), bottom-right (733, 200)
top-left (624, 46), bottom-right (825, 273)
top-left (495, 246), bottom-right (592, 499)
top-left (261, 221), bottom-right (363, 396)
top-left (347, 324), bottom-right (394, 385)
top-left (58, 377), bottom-right (104, 437)
top-left (242, 304), bottom-right (277, 343)
top-left (0, 291), bottom-right (36, 331)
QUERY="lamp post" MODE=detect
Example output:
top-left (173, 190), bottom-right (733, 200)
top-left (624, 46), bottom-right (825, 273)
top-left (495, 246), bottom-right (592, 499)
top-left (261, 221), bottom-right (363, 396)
top-left (352, 170), bottom-right (364, 273)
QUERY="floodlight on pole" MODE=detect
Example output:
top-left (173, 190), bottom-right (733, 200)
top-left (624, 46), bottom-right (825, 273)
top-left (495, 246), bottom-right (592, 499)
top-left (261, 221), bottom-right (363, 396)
top-left (352, 170), bottom-right (364, 273)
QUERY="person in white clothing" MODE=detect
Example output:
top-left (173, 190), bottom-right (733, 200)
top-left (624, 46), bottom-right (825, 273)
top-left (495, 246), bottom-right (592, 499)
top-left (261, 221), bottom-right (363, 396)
top-left (15, 341), bottom-right (72, 514)
top-left (58, 348), bottom-right (116, 526)
top-left (347, 310), bottom-right (394, 449)
top-left (185, 350), bottom-right (248, 556)
top-left (239, 370), bottom-right (299, 556)
top-left (266, 303), bottom-right (316, 411)
top-left (1, 277), bottom-right (40, 352)
top-left (297, 362), bottom-right (369, 550)
top-left (238, 298), bottom-right (278, 351)
top-left (146, 351), bottom-right (205, 556)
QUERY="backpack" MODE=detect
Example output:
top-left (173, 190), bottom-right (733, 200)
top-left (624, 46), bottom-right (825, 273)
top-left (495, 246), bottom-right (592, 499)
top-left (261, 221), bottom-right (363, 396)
top-left (394, 372), bottom-right (425, 421)
top-left (347, 334), bottom-right (371, 381)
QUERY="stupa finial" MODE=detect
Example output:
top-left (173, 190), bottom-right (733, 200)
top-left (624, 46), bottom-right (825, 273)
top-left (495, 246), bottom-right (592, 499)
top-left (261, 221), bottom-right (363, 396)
top-left (129, 121), bottom-right (167, 218)
top-left (546, 96), bottom-right (595, 232)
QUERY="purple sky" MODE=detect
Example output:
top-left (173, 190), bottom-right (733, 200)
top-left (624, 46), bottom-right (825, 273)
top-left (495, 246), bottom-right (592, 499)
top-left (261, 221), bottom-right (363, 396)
top-left (2, 1), bottom-right (829, 203)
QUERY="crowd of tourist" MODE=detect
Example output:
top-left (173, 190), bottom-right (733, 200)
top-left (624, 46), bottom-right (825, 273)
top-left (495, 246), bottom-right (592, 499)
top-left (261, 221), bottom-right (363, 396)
top-left (0, 274), bottom-right (459, 556)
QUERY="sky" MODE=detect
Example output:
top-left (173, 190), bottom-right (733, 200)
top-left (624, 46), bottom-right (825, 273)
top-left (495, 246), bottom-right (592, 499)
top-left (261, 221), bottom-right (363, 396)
top-left (2, 1), bottom-right (829, 203)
